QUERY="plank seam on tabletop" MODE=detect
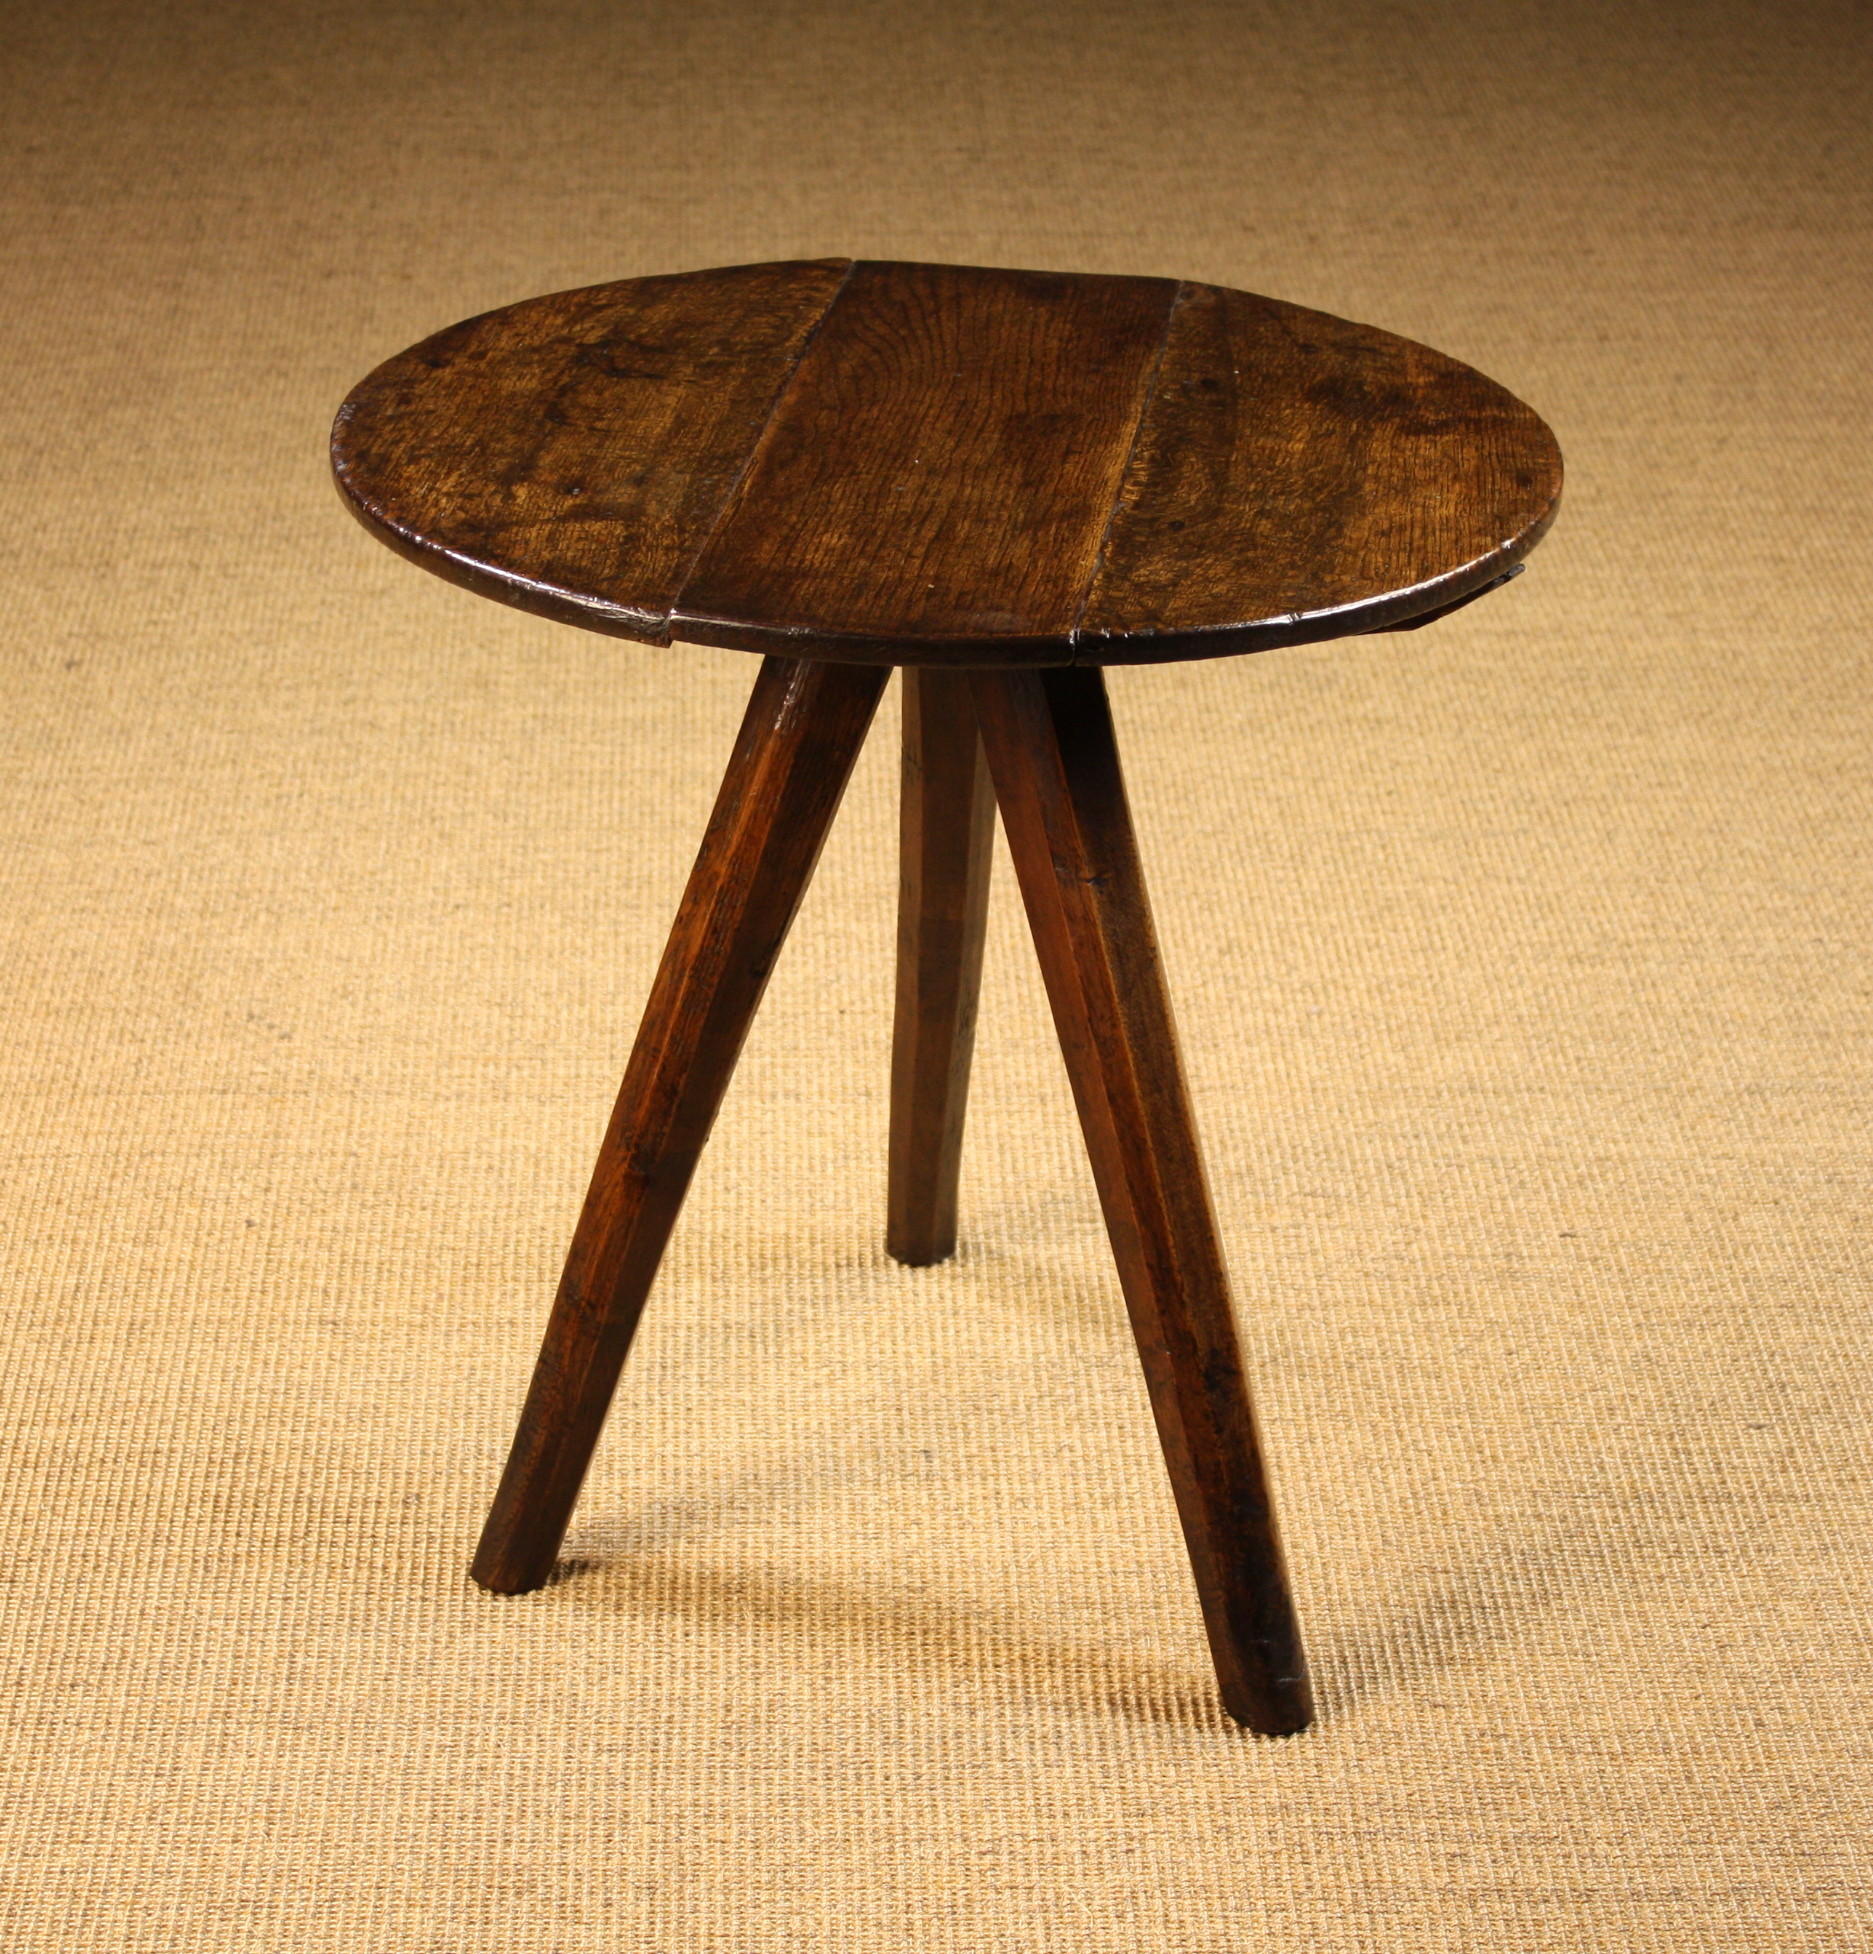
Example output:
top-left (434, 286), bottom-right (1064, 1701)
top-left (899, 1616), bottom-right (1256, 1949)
top-left (662, 257), bottom-right (858, 646)
top-left (1067, 277), bottom-right (1189, 666)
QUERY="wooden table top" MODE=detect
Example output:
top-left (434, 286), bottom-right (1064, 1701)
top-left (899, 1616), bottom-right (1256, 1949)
top-left (332, 259), bottom-right (1561, 668)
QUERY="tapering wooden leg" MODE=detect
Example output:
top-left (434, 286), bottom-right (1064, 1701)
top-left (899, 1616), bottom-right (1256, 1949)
top-left (472, 655), bottom-right (889, 1595)
top-left (887, 668), bottom-right (997, 1266)
top-left (969, 665), bottom-right (1313, 1735)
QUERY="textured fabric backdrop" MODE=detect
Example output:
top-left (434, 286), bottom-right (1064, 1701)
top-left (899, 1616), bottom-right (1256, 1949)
top-left (2, 1), bottom-right (1868, 1947)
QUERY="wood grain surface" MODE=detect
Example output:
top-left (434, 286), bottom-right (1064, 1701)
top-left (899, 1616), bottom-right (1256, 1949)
top-left (1077, 281), bottom-right (1560, 659)
top-left (333, 258), bottom-right (1560, 665)
top-left (332, 259), bottom-right (851, 643)
top-left (675, 261), bottom-right (1175, 658)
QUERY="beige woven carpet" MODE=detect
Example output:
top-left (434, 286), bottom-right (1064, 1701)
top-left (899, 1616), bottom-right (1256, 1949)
top-left (3, 0), bottom-right (1869, 1946)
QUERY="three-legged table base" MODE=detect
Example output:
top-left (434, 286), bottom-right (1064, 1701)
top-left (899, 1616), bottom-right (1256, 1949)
top-left (469, 655), bottom-right (1314, 1735)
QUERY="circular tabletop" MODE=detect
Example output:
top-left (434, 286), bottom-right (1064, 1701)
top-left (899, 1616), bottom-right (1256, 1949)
top-left (331, 259), bottom-right (1561, 668)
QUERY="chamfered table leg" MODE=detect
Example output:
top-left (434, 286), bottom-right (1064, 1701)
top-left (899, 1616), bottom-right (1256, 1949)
top-left (968, 664), bottom-right (1314, 1735)
top-left (887, 668), bottom-right (997, 1266)
top-left (472, 654), bottom-right (890, 1596)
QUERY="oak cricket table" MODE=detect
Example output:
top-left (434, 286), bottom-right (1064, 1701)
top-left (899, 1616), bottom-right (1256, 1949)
top-left (331, 259), bottom-right (1562, 1734)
